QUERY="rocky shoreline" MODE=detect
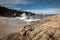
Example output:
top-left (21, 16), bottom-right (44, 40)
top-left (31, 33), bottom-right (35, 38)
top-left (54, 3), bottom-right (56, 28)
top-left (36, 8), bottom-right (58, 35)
top-left (1, 14), bottom-right (60, 40)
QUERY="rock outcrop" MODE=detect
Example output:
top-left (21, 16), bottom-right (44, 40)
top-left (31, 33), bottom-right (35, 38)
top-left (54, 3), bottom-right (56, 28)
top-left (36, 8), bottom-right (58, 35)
top-left (0, 6), bottom-right (35, 17)
top-left (2, 14), bottom-right (60, 40)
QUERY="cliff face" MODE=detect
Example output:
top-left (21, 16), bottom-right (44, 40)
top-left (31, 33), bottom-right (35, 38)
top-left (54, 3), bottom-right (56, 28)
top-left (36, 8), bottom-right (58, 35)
top-left (2, 14), bottom-right (60, 40)
top-left (0, 6), bottom-right (35, 17)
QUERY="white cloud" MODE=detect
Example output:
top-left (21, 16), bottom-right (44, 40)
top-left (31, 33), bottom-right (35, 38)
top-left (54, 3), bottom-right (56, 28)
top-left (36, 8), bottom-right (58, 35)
top-left (1, 5), bottom-right (21, 10)
top-left (13, 8), bottom-right (21, 10)
top-left (25, 8), bottom-right (60, 14)
top-left (0, 0), bottom-right (34, 5)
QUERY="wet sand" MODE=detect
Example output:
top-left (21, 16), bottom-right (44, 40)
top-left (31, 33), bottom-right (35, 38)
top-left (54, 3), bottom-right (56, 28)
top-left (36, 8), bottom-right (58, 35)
top-left (0, 17), bottom-right (26, 39)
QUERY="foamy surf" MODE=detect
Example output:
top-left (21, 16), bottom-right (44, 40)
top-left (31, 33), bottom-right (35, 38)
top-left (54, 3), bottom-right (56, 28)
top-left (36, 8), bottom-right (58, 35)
top-left (16, 17), bottom-right (41, 24)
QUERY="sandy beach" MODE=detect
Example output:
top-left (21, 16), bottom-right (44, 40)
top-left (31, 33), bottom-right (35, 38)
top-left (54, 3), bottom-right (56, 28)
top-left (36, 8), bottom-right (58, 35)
top-left (0, 17), bottom-right (26, 39)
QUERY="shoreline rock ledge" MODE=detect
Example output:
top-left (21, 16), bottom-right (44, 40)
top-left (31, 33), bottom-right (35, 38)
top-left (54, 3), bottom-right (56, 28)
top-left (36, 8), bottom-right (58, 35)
top-left (2, 14), bottom-right (60, 40)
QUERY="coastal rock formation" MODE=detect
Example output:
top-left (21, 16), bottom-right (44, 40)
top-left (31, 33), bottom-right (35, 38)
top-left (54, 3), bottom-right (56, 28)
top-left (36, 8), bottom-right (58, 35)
top-left (2, 14), bottom-right (60, 40)
top-left (0, 6), bottom-right (35, 17)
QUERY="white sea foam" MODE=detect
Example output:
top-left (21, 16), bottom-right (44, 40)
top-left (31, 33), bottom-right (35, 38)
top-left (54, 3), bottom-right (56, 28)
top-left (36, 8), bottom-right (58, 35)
top-left (16, 17), bottom-right (40, 25)
top-left (15, 13), bottom-right (41, 24)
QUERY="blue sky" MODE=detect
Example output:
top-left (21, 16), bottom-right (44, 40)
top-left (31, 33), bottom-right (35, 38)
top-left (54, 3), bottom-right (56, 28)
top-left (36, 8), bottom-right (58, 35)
top-left (0, 0), bottom-right (60, 14)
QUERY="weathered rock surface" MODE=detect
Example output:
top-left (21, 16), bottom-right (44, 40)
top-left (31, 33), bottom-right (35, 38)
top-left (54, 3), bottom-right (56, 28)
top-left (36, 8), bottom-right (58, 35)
top-left (2, 14), bottom-right (60, 40)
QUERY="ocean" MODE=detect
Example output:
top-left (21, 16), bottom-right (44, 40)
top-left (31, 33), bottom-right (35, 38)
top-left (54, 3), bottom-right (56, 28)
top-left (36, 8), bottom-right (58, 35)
top-left (32, 14), bottom-right (57, 19)
top-left (15, 14), bottom-right (57, 25)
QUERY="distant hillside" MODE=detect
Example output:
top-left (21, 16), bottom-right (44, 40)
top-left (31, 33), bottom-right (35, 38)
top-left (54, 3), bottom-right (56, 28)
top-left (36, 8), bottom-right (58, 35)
top-left (0, 6), bottom-right (35, 17)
